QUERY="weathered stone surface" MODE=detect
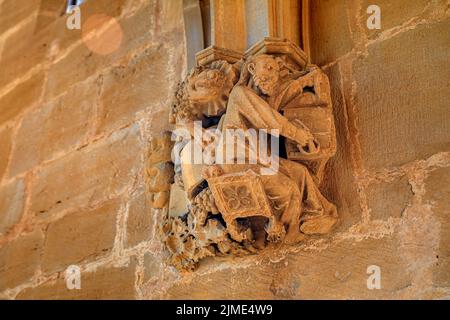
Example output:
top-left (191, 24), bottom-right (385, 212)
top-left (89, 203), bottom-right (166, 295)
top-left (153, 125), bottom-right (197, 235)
top-left (97, 46), bottom-right (171, 133)
top-left (42, 200), bottom-right (120, 274)
top-left (0, 179), bottom-right (25, 236)
top-left (353, 19), bottom-right (450, 171)
top-left (35, 0), bottom-right (126, 44)
top-left (126, 193), bottom-right (153, 248)
top-left (0, 0), bottom-right (448, 301)
top-left (0, 0), bottom-right (40, 35)
top-left (0, 229), bottom-right (44, 291)
top-left (44, 2), bottom-right (165, 100)
top-left (29, 125), bottom-right (142, 217)
top-left (31, 0), bottom-right (65, 33)
top-left (366, 176), bottom-right (413, 220)
top-left (159, 0), bottom-right (185, 34)
top-left (80, 0), bottom-right (126, 18)
top-left (361, 0), bottom-right (431, 39)
top-left (45, 44), bottom-right (106, 101)
top-left (143, 253), bottom-right (162, 283)
top-left (310, 0), bottom-right (354, 65)
top-left (0, 126), bottom-right (12, 181)
top-left (425, 167), bottom-right (450, 287)
top-left (165, 237), bottom-right (411, 299)
top-left (0, 73), bottom-right (44, 126)
top-left (8, 79), bottom-right (96, 176)
top-left (17, 260), bottom-right (137, 299)
top-left (322, 64), bottom-right (362, 230)
top-left (0, 17), bottom-right (51, 89)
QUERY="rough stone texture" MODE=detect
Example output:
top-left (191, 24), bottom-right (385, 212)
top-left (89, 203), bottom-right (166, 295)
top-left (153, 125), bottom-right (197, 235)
top-left (42, 200), bottom-right (120, 274)
top-left (321, 64), bottom-right (362, 231)
top-left (0, 0), bottom-right (129, 89)
top-left (0, 179), bottom-right (25, 236)
top-left (0, 0), bottom-right (185, 299)
top-left (0, 72), bottom-right (44, 126)
top-left (0, 0), bottom-right (40, 35)
top-left (143, 253), bottom-right (162, 283)
top-left (361, 0), bottom-right (432, 39)
top-left (126, 193), bottom-right (153, 248)
top-left (0, 126), bottom-right (12, 181)
top-left (353, 18), bottom-right (450, 171)
top-left (29, 125), bottom-right (142, 218)
top-left (97, 46), bottom-right (171, 134)
top-left (0, 20), bottom-right (50, 89)
top-left (425, 167), bottom-right (450, 287)
top-left (44, 1), bottom-right (161, 100)
top-left (44, 43), bottom-right (109, 101)
top-left (366, 176), bottom-right (413, 220)
top-left (310, 0), bottom-right (354, 66)
top-left (16, 260), bottom-right (137, 300)
top-left (0, 0), bottom-right (448, 300)
top-left (8, 79), bottom-right (97, 177)
top-left (166, 237), bottom-right (411, 299)
top-left (0, 229), bottom-right (44, 291)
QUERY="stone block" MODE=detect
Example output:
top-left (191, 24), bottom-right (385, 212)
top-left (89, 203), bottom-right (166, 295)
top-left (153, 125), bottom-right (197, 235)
top-left (97, 46), bottom-right (171, 133)
top-left (126, 193), bottom-right (153, 248)
top-left (366, 176), bottom-right (413, 220)
top-left (0, 126), bottom-right (12, 181)
top-left (361, 0), bottom-right (432, 39)
top-left (165, 237), bottom-right (411, 299)
top-left (8, 79), bottom-right (96, 176)
top-left (310, 0), bottom-right (354, 65)
top-left (0, 73), bottom-right (44, 126)
top-left (0, 229), bottom-right (44, 291)
top-left (425, 166), bottom-right (450, 287)
top-left (42, 200), bottom-right (120, 273)
top-left (29, 125), bottom-right (142, 217)
top-left (353, 19), bottom-right (450, 170)
top-left (17, 260), bottom-right (136, 299)
top-left (0, 0), bottom-right (40, 35)
top-left (0, 179), bottom-right (25, 236)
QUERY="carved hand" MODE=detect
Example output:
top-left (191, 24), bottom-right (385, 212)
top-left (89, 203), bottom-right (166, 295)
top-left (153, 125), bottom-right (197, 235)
top-left (297, 138), bottom-right (320, 155)
top-left (280, 118), bottom-right (313, 147)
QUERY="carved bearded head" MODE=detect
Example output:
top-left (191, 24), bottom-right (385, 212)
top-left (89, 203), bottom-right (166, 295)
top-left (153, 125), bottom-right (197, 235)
top-left (248, 54), bottom-right (283, 96)
top-left (187, 60), bottom-right (238, 117)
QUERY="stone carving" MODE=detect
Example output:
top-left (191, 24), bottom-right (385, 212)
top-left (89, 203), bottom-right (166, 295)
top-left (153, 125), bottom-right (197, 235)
top-left (146, 133), bottom-right (174, 209)
top-left (150, 38), bottom-right (338, 270)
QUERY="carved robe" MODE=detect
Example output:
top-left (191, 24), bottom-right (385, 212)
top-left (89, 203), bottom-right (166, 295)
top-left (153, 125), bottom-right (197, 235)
top-left (217, 73), bottom-right (338, 242)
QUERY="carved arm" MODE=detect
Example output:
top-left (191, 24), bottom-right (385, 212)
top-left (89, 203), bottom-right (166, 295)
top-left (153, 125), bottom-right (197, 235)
top-left (230, 86), bottom-right (314, 146)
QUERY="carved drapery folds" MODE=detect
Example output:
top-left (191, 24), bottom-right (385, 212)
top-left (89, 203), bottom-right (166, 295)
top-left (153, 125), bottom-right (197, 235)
top-left (148, 38), bottom-right (338, 271)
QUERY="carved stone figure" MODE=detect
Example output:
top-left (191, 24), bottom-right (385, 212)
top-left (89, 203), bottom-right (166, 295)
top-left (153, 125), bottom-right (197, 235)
top-left (146, 133), bottom-right (174, 209)
top-left (149, 38), bottom-right (338, 270)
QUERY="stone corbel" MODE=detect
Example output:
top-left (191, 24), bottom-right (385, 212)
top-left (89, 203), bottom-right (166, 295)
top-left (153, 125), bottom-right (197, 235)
top-left (153, 37), bottom-right (337, 271)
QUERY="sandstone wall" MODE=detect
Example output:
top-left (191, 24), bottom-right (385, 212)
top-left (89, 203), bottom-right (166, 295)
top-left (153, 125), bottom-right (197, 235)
top-left (161, 0), bottom-right (450, 300)
top-left (0, 0), bottom-right (186, 299)
top-left (0, 0), bottom-right (448, 300)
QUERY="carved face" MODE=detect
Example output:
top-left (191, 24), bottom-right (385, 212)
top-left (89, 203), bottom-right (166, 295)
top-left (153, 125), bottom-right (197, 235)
top-left (189, 69), bottom-right (225, 103)
top-left (194, 70), bottom-right (224, 96)
top-left (186, 61), bottom-right (238, 117)
top-left (248, 55), bottom-right (281, 96)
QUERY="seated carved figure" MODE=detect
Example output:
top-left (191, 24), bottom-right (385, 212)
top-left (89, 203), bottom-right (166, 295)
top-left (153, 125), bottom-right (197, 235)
top-left (209, 53), bottom-right (337, 243)
top-left (157, 38), bottom-right (338, 270)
